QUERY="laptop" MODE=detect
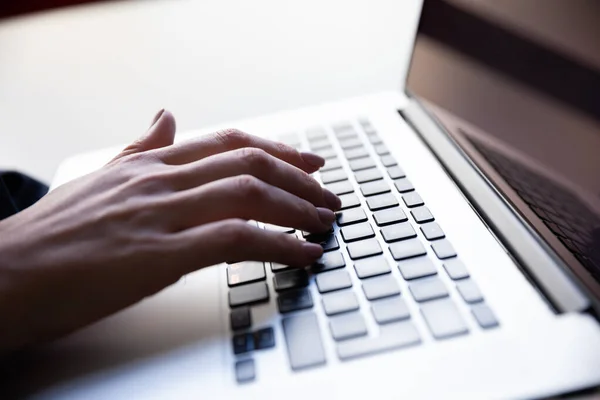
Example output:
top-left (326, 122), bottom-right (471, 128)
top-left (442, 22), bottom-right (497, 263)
top-left (12, 0), bottom-right (600, 398)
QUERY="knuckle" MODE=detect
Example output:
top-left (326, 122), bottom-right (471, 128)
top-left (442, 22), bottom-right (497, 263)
top-left (275, 141), bottom-right (295, 156)
top-left (214, 128), bottom-right (248, 150)
top-left (239, 147), bottom-right (271, 171)
top-left (301, 170), bottom-right (320, 192)
top-left (297, 199), bottom-right (316, 220)
top-left (220, 219), bottom-right (251, 245)
top-left (235, 174), bottom-right (264, 198)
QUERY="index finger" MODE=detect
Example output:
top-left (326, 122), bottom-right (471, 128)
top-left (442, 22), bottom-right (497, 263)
top-left (155, 128), bottom-right (325, 173)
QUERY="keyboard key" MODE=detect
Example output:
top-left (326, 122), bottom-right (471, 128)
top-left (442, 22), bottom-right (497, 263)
top-left (230, 307), bottom-right (252, 331)
top-left (362, 275), bottom-right (401, 300)
top-left (264, 224), bottom-right (295, 233)
top-left (360, 180), bottom-right (391, 197)
top-left (339, 193), bottom-right (361, 210)
top-left (326, 180), bottom-right (354, 196)
top-left (443, 259), bottom-right (470, 280)
top-left (402, 192), bottom-right (424, 208)
top-left (347, 239), bottom-right (383, 259)
top-left (336, 208), bottom-right (367, 226)
top-left (333, 123), bottom-right (355, 136)
top-left (235, 359), bottom-right (255, 383)
top-left (381, 222), bottom-right (417, 243)
top-left (227, 262), bottom-right (266, 286)
top-left (411, 206), bottom-right (435, 223)
top-left (229, 282), bottom-right (269, 307)
top-left (471, 303), bottom-right (499, 328)
top-left (306, 127), bottom-right (327, 140)
top-left (367, 193), bottom-right (399, 211)
top-left (349, 157), bottom-right (376, 171)
top-left (271, 262), bottom-right (291, 272)
top-left (302, 228), bottom-right (332, 238)
top-left (341, 222), bottom-right (375, 242)
top-left (420, 222), bottom-right (445, 240)
top-left (312, 251), bottom-right (346, 273)
top-left (398, 258), bottom-right (437, 280)
top-left (368, 135), bottom-right (383, 145)
top-left (330, 313), bottom-right (368, 341)
top-left (431, 240), bottom-right (457, 259)
top-left (254, 327), bottom-right (275, 350)
top-left (277, 288), bottom-right (314, 313)
top-left (336, 130), bottom-right (359, 140)
top-left (389, 239), bottom-right (427, 260)
top-left (456, 280), bottom-right (484, 303)
top-left (337, 321), bottom-right (421, 361)
top-left (409, 277), bottom-right (449, 302)
top-left (387, 165), bottom-right (405, 179)
top-left (344, 146), bottom-right (369, 160)
top-left (374, 143), bottom-right (390, 156)
top-left (358, 118), bottom-right (372, 128)
top-left (380, 155), bottom-right (397, 167)
top-left (309, 138), bottom-right (331, 151)
top-left (421, 299), bottom-right (468, 339)
top-left (316, 270), bottom-right (352, 293)
top-left (394, 178), bottom-right (414, 193)
top-left (339, 137), bottom-right (363, 150)
top-left (282, 313), bottom-right (327, 370)
top-left (373, 207), bottom-right (407, 226)
top-left (322, 290), bottom-right (359, 315)
top-left (321, 157), bottom-right (343, 172)
top-left (354, 256), bottom-right (391, 279)
top-left (307, 233), bottom-right (339, 252)
top-left (273, 269), bottom-right (309, 292)
top-left (314, 146), bottom-right (337, 160)
top-left (320, 169), bottom-right (348, 184)
top-left (354, 168), bottom-right (383, 183)
top-left (371, 297), bottom-right (410, 324)
top-left (232, 332), bottom-right (254, 354)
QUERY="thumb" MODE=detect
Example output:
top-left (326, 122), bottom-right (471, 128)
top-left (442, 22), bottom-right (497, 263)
top-left (111, 109), bottom-right (176, 162)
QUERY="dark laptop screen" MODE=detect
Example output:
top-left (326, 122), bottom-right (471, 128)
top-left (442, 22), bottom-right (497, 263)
top-left (406, 0), bottom-right (600, 285)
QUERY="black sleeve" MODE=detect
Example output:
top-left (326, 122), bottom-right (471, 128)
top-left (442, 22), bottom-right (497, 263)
top-left (0, 171), bottom-right (48, 221)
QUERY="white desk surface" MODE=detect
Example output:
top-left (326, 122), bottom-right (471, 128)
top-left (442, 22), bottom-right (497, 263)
top-left (0, 0), bottom-right (420, 183)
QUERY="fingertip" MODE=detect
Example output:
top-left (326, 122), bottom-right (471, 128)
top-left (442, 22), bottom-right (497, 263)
top-left (323, 189), bottom-right (342, 210)
top-left (302, 242), bottom-right (323, 259)
top-left (300, 152), bottom-right (325, 168)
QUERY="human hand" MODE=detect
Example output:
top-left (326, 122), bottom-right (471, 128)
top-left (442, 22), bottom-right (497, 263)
top-left (0, 110), bottom-right (340, 351)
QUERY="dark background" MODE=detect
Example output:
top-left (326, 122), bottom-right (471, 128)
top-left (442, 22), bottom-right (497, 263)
top-left (0, 0), bottom-right (104, 18)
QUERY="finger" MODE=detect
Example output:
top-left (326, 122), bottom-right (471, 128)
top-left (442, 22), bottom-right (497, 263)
top-left (155, 128), bottom-right (324, 173)
top-left (172, 147), bottom-right (341, 210)
top-left (110, 109), bottom-right (176, 163)
top-left (169, 219), bottom-right (324, 274)
top-left (164, 175), bottom-right (335, 233)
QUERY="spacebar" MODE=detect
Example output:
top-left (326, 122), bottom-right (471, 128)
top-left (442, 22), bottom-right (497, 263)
top-left (337, 321), bottom-right (421, 361)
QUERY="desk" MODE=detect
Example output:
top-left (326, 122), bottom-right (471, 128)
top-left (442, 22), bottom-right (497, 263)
top-left (0, 0), bottom-right (416, 183)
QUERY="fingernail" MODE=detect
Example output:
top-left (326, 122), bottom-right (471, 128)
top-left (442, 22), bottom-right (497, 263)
top-left (301, 152), bottom-right (325, 168)
top-left (303, 242), bottom-right (323, 259)
top-left (323, 189), bottom-right (342, 210)
top-left (316, 207), bottom-right (335, 225)
top-left (150, 109), bottom-right (165, 128)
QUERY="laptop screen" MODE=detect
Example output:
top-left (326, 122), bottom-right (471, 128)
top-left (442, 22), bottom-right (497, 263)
top-left (406, 0), bottom-right (600, 288)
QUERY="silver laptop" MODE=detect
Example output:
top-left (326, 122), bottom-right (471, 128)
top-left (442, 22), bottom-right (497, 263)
top-left (9, 1), bottom-right (600, 398)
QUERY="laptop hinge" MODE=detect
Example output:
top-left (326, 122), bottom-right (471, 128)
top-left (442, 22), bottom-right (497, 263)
top-left (401, 97), bottom-right (591, 314)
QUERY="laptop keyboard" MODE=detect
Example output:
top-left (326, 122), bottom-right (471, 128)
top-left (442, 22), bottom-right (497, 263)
top-left (466, 135), bottom-right (600, 282)
top-left (228, 119), bottom-right (499, 383)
